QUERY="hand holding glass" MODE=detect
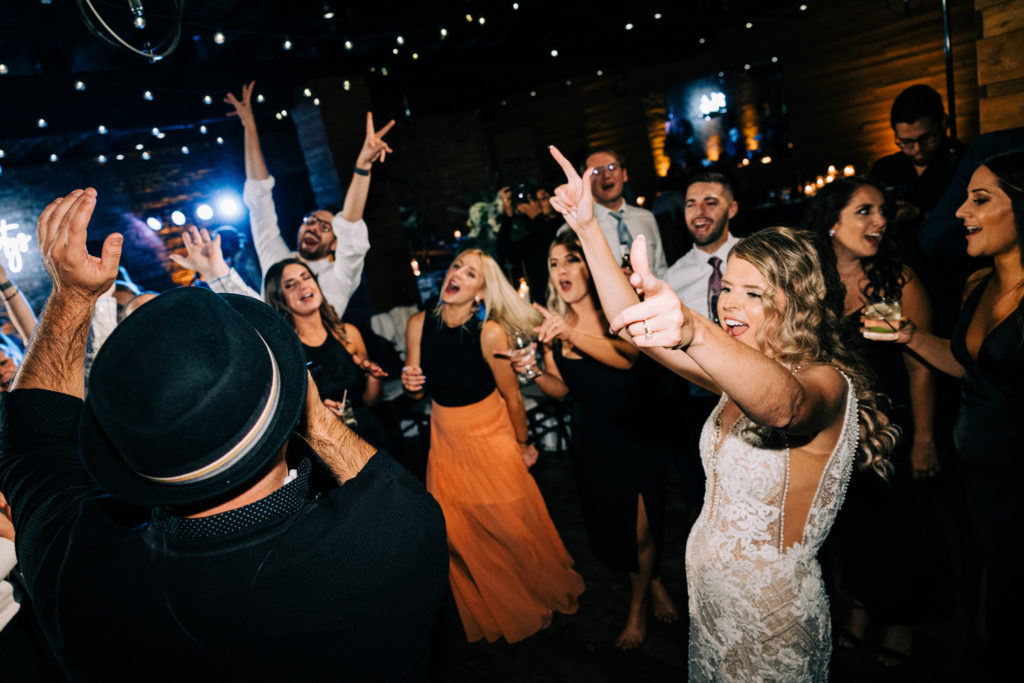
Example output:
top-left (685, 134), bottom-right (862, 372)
top-left (512, 331), bottom-right (542, 383)
top-left (862, 297), bottom-right (902, 341)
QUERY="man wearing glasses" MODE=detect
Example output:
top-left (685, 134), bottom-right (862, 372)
top-left (869, 84), bottom-right (964, 334)
top-left (226, 81), bottom-right (395, 317)
top-left (572, 147), bottom-right (668, 277)
top-left (869, 84), bottom-right (964, 227)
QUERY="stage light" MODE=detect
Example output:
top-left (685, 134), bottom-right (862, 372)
top-left (98, 154), bottom-right (107, 163)
top-left (478, 16), bottom-right (485, 25)
top-left (440, 28), bottom-right (447, 38)
top-left (654, 13), bottom-right (662, 19)
top-left (142, 151), bottom-right (151, 160)
top-left (180, 146), bottom-right (189, 154)
top-left (0, 64), bottom-right (7, 75)
top-left (313, 98), bottom-right (320, 106)
top-left (146, 217), bottom-right (162, 231)
top-left (156, 132), bottom-right (165, 138)
top-left (745, 22), bottom-right (753, 28)
top-left (213, 32), bottom-right (225, 44)
top-left (596, 69), bottom-right (604, 76)
top-left (625, 23), bottom-right (634, 30)
top-left (392, 48), bottom-right (399, 55)
top-left (49, 153), bottom-right (58, 162)
top-left (37, 118), bottom-right (47, 128)
top-left (218, 197), bottom-right (240, 216)
top-left (744, 63), bottom-right (750, 70)
top-left (98, 124), bottom-right (108, 134)
top-left (116, 154), bottom-right (125, 160)
top-left (199, 125), bottom-right (207, 134)
top-left (203, 95), bottom-right (212, 104)
top-left (322, 4), bottom-right (335, 19)
top-left (257, 94), bottom-right (265, 102)
top-left (343, 80), bottom-right (350, 90)
top-left (283, 38), bottom-right (293, 51)
top-left (396, 35), bottom-right (404, 45)
top-left (800, 4), bottom-right (808, 10)
top-left (304, 88), bottom-right (312, 97)
top-left (74, 80), bottom-right (86, 91)
top-left (171, 210), bottom-right (186, 226)
top-left (0, 150), bottom-right (4, 158)
top-left (344, 40), bottom-right (353, 50)
top-left (151, 127), bottom-right (160, 136)
top-left (412, 53), bottom-right (419, 60)
top-left (196, 204), bottom-right (214, 221)
top-left (512, 2), bottom-right (519, 9)
top-left (216, 137), bottom-right (224, 144)
top-left (699, 37), bottom-right (706, 44)
top-left (550, 49), bottom-right (558, 57)
top-left (135, 144), bottom-right (144, 150)
top-left (772, 56), bottom-right (778, 63)
top-left (143, 90), bottom-right (153, 100)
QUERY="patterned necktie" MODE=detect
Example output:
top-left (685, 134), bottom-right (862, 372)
top-left (708, 256), bottom-right (723, 324)
top-left (612, 210), bottom-right (632, 263)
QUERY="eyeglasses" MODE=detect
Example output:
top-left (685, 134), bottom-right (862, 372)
top-left (895, 128), bottom-right (940, 150)
top-left (302, 215), bottom-right (333, 233)
top-left (590, 163), bottom-right (622, 176)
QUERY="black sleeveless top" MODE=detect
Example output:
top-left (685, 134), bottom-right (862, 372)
top-left (419, 309), bottom-right (497, 407)
top-left (303, 332), bottom-right (367, 407)
top-left (950, 272), bottom-right (1024, 556)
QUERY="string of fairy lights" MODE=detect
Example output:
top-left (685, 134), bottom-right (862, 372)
top-left (0, 2), bottom-right (817, 171)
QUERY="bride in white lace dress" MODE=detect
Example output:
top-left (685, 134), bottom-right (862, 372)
top-left (547, 147), bottom-right (897, 680)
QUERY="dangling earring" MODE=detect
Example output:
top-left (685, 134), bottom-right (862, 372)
top-left (474, 296), bottom-right (486, 322)
top-left (829, 228), bottom-right (836, 237)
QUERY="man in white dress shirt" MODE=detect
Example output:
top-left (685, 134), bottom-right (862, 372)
top-left (570, 147), bottom-right (668, 278)
top-left (225, 81), bottom-right (394, 317)
top-left (664, 171), bottom-right (741, 508)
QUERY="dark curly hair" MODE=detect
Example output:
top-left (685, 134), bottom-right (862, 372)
top-left (803, 176), bottom-right (906, 302)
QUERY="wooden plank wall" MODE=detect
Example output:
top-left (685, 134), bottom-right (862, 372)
top-left (975, 0), bottom-right (1024, 132)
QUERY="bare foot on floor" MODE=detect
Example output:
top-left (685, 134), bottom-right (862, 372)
top-left (615, 609), bottom-right (646, 650)
top-left (650, 578), bottom-right (679, 623)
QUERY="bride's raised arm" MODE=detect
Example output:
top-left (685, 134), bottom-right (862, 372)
top-left (548, 145), bottom-right (846, 435)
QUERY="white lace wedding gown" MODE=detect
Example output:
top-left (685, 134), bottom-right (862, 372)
top-left (685, 372), bottom-right (857, 681)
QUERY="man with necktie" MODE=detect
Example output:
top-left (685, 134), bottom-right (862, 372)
top-left (663, 170), bottom-right (741, 512)
top-left (563, 147), bottom-right (668, 278)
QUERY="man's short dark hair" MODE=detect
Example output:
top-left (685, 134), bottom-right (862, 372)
top-left (580, 146), bottom-right (626, 173)
top-left (890, 85), bottom-right (945, 127)
top-left (684, 170), bottom-right (736, 200)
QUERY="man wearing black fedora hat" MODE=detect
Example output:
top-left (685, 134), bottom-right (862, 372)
top-left (0, 189), bottom-right (448, 681)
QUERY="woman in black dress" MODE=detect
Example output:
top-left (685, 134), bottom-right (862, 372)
top-left (511, 231), bottom-right (678, 649)
top-left (896, 151), bottom-right (1024, 668)
top-left (264, 258), bottom-right (390, 450)
top-left (806, 176), bottom-right (940, 666)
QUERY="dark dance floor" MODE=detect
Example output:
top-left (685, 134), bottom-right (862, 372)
top-left (396, 437), bottom-right (980, 682)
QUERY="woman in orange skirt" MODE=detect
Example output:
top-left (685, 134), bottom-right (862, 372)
top-left (402, 249), bottom-right (584, 643)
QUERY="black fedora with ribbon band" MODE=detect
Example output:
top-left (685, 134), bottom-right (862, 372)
top-left (80, 287), bottom-right (307, 508)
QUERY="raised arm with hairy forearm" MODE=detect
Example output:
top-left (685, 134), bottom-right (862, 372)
top-left (340, 113), bottom-right (395, 223)
top-left (297, 371), bottom-right (376, 484)
top-left (13, 189), bottom-right (122, 399)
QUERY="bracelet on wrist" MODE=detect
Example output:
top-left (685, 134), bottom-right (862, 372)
top-left (353, 165), bottom-right (370, 177)
top-left (0, 281), bottom-right (13, 292)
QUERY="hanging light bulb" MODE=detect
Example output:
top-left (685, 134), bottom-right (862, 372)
top-left (283, 38), bottom-right (293, 51)
top-left (199, 125), bottom-right (207, 134)
top-left (344, 40), bottom-right (353, 50)
top-left (146, 217), bottom-right (162, 231)
top-left (171, 210), bottom-right (186, 225)
top-left (143, 90), bottom-right (154, 100)
top-left (203, 95), bottom-right (212, 105)
top-left (142, 151), bottom-right (152, 160)
top-left (49, 153), bottom-right (58, 162)
top-left (97, 154), bottom-right (107, 163)
top-left (216, 137), bottom-right (224, 144)
top-left (97, 124), bottom-right (108, 134)
top-left (0, 64), bottom-right (8, 75)
top-left (213, 32), bottom-right (226, 45)
top-left (151, 127), bottom-right (160, 136)
top-left (180, 146), bottom-right (190, 154)
top-left (37, 118), bottom-right (48, 128)
top-left (74, 80), bottom-right (86, 91)
top-left (440, 27), bottom-right (447, 38)
top-left (128, 0), bottom-right (146, 29)
top-left (396, 35), bottom-right (404, 45)
top-left (322, 3), bottom-right (335, 19)
top-left (303, 88), bottom-right (312, 97)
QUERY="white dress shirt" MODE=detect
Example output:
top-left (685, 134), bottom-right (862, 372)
top-left (243, 176), bottom-right (369, 317)
top-left (665, 233), bottom-right (740, 322)
top-left (1, 537), bottom-right (20, 631)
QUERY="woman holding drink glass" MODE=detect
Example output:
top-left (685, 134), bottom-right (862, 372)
top-left (402, 248), bottom-right (583, 644)
top-left (805, 176), bottom-right (939, 666)
top-left (894, 151), bottom-right (1024, 665)
top-left (510, 231), bottom-right (678, 649)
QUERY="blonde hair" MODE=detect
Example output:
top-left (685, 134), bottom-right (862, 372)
top-left (731, 227), bottom-right (897, 477)
top-left (438, 249), bottom-right (542, 336)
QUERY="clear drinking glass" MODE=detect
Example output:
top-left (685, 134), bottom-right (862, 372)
top-left (862, 297), bottom-right (902, 341)
top-left (512, 331), bottom-right (542, 384)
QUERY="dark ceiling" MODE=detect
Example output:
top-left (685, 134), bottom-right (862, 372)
top-left (0, 0), bottom-right (798, 166)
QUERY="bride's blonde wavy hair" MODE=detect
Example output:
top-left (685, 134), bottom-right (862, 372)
top-left (436, 249), bottom-right (542, 337)
top-left (731, 227), bottom-right (897, 477)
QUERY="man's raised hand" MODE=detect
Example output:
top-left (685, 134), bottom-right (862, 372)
top-left (224, 80), bottom-right (256, 126)
top-left (37, 189), bottom-right (122, 302)
top-left (170, 226), bottom-right (230, 281)
top-left (356, 112), bottom-right (396, 168)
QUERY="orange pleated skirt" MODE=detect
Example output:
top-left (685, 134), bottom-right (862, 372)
top-left (426, 390), bottom-right (584, 643)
